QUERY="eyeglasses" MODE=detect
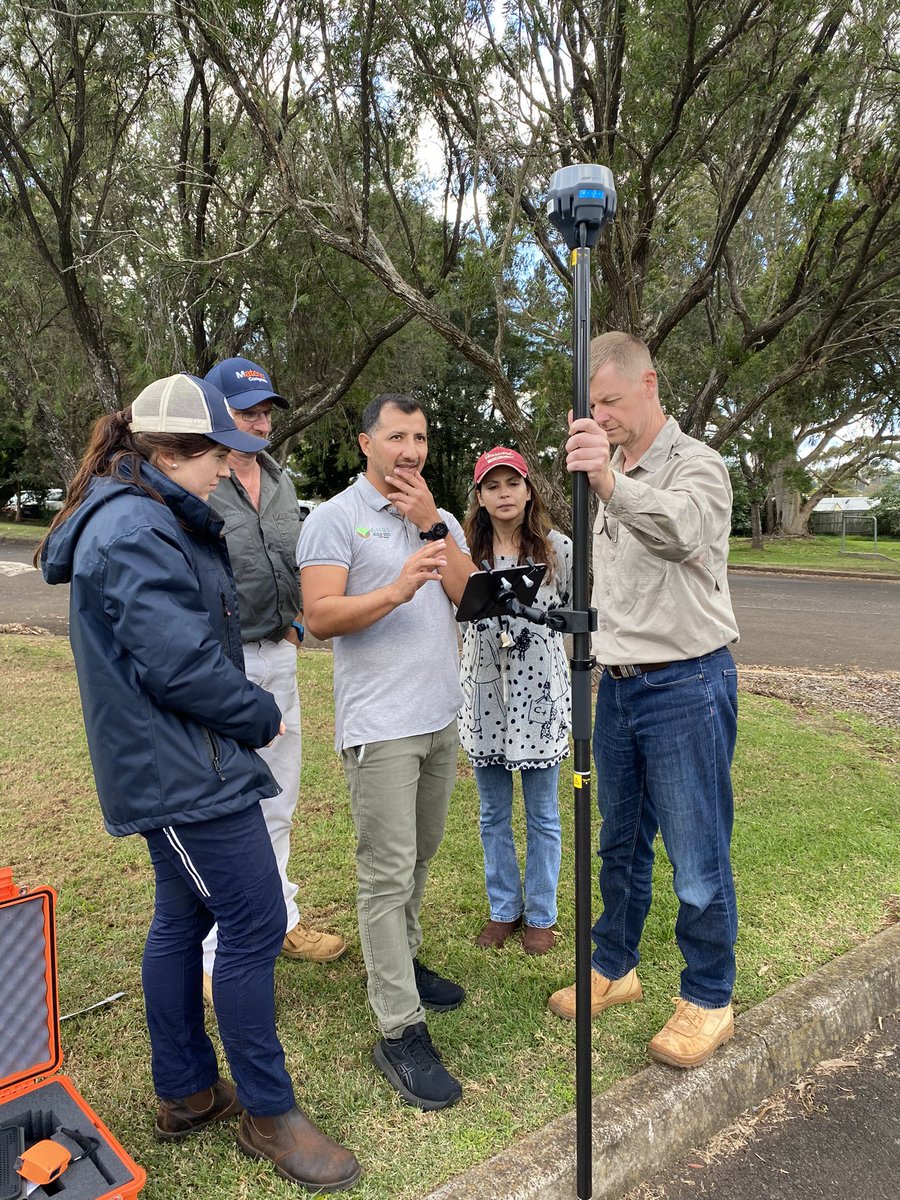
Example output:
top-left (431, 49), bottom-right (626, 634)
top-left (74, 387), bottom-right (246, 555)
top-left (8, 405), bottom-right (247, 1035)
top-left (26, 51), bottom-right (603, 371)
top-left (232, 407), bottom-right (273, 426)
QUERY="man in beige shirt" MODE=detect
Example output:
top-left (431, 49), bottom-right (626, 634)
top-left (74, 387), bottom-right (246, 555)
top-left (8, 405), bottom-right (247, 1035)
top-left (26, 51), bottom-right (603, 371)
top-left (549, 332), bottom-right (740, 1070)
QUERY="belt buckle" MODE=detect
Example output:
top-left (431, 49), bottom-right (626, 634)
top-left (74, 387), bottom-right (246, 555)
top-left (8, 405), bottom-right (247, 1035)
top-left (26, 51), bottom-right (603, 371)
top-left (609, 664), bottom-right (639, 679)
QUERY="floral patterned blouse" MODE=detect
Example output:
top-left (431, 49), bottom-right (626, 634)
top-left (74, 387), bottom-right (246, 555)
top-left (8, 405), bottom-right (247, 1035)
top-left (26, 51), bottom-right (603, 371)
top-left (458, 529), bottom-right (573, 770)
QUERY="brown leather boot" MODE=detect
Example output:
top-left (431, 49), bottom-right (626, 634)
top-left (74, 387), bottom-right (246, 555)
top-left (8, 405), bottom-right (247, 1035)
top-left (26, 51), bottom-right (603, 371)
top-left (237, 1106), bottom-right (361, 1191)
top-left (476, 916), bottom-right (522, 947)
top-left (154, 1078), bottom-right (242, 1141)
top-left (523, 924), bottom-right (559, 955)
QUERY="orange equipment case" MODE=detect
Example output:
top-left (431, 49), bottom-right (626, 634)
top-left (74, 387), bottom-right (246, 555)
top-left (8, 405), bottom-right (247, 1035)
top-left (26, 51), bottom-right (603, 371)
top-left (0, 867), bottom-right (145, 1200)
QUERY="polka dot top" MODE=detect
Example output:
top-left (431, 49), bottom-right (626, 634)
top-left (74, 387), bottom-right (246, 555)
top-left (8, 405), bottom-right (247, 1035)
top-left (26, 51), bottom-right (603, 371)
top-left (458, 529), bottom-right (573, 770)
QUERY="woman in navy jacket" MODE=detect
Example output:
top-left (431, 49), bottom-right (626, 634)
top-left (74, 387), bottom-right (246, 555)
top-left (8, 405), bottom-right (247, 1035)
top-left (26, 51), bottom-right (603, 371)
top-left (38, 374), bottom-right (360, 1192)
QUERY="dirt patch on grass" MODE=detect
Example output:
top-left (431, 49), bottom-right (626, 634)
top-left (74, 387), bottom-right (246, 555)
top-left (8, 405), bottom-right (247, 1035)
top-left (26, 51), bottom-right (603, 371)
top-left (738, 664), bottom-right (900, 731)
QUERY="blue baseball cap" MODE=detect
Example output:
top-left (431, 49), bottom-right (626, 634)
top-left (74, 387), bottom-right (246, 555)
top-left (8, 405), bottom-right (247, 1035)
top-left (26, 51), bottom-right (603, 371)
top-left (129, 374), bottom-right (268, 453)
top-left (204, 357), bottom-right (289, 410)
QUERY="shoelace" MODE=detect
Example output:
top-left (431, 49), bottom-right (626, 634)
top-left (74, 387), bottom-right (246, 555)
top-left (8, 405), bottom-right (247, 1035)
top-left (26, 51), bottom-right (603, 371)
top-left (413, 960), bottom-right (436, 985)
top-left (669, 998), bottom-right (704, 1030)
top-left (403, 1026), bottom-right (445, 1070)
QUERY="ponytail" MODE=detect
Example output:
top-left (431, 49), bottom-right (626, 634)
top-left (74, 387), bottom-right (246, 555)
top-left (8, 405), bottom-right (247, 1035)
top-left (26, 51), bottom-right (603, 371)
top-left (34, 408), bottom-right (215, 566)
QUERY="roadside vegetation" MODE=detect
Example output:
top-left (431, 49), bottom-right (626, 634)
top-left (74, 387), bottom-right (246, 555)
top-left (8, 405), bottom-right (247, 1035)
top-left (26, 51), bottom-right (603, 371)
top-left (729, 535), bottom-right (900, 574)
top-left (2, 636), bottom-right (897, 1200)
top-left (0, 519), bottom-right (51, 543)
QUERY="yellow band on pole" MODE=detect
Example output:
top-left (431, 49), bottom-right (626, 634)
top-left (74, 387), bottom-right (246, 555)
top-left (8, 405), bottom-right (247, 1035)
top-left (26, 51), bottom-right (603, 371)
top-left (573, 771), bottom-right (590, 789)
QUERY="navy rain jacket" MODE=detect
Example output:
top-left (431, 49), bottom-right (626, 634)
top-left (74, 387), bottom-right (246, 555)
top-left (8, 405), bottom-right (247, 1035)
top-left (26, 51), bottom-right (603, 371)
top-left (41, 463), bottom-right (283, 836)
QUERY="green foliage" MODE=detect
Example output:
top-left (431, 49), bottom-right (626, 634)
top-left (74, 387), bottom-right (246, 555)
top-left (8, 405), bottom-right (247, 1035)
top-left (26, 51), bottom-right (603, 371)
top-left (0, 415), bottom-right (56, 506)
top-left (1, 0), bottom-right (898, 505)
top-left (727, 464), bottom-right (752, 537)
top-left (872, 474), bottom-right (900, 536)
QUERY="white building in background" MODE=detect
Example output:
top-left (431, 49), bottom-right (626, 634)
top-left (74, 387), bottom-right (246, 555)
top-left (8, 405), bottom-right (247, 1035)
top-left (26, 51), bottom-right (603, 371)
top-left (811, 496), bottom-right (877, 513)
top-left (810, 495), bottom-right (877, 534)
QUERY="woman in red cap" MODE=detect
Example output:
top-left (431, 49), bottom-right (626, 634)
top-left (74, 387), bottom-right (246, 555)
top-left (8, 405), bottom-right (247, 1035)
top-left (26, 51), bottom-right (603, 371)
top-left (460, 447), bottom-right (572, 954)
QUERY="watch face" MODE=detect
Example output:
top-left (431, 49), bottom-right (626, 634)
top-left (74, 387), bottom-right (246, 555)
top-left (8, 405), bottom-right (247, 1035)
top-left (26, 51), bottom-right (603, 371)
top-left (422, 521), bottom-right (449, 541)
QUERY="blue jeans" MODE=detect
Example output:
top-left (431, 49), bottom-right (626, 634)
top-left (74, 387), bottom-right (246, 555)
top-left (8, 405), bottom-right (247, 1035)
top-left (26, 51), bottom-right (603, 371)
top-left (475, 762), bottom-right (562, 928)
top-left (591, 648), bottom-right (738, 1008)
top-left (142, 804), bottom-right (295, 1116)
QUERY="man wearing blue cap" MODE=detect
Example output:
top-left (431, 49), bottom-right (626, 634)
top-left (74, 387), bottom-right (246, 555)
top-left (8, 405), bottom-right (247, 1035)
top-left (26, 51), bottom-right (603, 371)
top-left (201, 357), bottom-right (346, 992)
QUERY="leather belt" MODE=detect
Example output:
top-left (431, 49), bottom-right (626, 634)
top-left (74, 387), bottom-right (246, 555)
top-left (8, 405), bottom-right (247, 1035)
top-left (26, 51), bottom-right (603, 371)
top-left (605, 662), bottom-right (671, 679)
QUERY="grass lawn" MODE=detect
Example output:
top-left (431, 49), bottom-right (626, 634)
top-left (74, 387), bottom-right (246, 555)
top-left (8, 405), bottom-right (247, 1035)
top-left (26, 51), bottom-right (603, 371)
top-left (0, 518), bottom-right (51, 543)
top-left (1, 636), bottom-right (898, 1199)
top-left (730, 534), bottom-right (900, 574)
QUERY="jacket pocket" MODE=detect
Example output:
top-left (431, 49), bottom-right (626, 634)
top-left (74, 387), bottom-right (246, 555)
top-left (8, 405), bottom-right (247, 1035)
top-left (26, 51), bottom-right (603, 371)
top-left (202, 727), bottom-right (227, 782)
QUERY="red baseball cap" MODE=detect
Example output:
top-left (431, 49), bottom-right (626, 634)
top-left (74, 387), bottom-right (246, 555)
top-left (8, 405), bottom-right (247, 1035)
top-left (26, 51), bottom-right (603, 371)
top-left (474, 446), bottom-right (529, 485)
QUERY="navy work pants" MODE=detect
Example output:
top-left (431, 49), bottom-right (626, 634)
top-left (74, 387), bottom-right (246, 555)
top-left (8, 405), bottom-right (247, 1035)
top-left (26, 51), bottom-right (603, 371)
top-left (141, 803), bottom-right (295, 1116)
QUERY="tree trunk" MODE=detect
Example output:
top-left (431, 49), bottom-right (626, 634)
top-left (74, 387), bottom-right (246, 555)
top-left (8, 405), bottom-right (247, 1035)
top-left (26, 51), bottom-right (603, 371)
top-left (61, 274), bottom-right (122, 414)
top-left (771, 458), bottom-right (808, 536)
top-left (36, 399), bottom-right (81, 487)
top-left (750, 501), bottom-right (764, 550)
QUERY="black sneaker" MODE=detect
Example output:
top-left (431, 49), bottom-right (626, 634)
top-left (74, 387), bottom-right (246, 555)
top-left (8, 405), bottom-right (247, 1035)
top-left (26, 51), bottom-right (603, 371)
top-left (413, 957), bottom-right (465, 1012)
top-left (373, 1022), bottom-right (462, 1110)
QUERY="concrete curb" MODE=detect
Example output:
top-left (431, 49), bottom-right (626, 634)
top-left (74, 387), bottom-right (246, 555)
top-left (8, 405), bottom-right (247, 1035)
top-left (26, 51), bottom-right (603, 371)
top-left (729, 565), bottom-right (900, 582)
top-left (423, 923), bottom-right (900, 1200)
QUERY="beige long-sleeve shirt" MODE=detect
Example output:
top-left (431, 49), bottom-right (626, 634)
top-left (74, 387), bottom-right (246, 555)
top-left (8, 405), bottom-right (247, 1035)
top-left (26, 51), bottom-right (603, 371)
top-left (591, 417), bottom-right (739, 665)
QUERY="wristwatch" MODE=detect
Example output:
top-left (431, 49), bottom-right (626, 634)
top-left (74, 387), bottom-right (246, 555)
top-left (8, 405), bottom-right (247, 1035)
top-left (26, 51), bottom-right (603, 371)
top-left (419, 521), bottom-right (449, 542)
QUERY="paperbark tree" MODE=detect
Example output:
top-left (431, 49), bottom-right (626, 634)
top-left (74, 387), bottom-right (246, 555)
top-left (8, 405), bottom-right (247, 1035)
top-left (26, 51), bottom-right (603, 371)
top-left (0, 1), bottom-right (172, 414)
top-left (183, 0), bottom-right (899, 520)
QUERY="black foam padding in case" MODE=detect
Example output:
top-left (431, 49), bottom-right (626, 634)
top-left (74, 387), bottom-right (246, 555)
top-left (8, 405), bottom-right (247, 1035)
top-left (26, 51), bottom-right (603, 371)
top-left (0, 900), bottom-right (53, 1082)
top-left (0, 1124), bottom-right (26, 1200)
top-left (0, 1080), bottom-right (134, 1200)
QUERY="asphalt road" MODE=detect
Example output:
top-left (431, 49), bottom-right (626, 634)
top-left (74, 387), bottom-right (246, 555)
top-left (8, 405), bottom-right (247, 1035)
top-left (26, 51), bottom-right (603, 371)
top-left (626, 1011), bottom-right (900, 1200)
top-left (3, 538), bottom-right (897, 670)
top-left (727, 570), bottom-right (899, 672)
top-left (0, 539), bottom-right (70, 635)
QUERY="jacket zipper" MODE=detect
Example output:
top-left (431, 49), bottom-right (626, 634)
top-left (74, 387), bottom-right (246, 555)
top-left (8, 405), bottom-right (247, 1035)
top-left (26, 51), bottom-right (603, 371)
top-left (220, 590), bottom-right (233, 659)
top-left (202, 727), bottom-right (226, 782)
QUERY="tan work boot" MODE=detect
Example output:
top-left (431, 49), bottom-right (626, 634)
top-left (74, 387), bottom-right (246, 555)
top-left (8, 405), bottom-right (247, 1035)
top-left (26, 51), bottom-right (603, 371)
top-left (548, 967), bottom-right (642, 1019)
top-left (155, 1078), bottom-right (242, 1141)
top-left (648, 998), bottom-right (734, 1068)
top-left (282, 922), bottom-right (347, 962)
top-left (237, 1106), bottom-right (361, 1191)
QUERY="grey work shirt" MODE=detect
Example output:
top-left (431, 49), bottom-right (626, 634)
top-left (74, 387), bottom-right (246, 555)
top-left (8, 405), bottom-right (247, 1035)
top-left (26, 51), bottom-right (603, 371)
top-left (208, 453), bottom-right (302, 642)
top-left (297, 474), bottom-right (468, 752)
top-left (592, 416), bottom-right (739, 664)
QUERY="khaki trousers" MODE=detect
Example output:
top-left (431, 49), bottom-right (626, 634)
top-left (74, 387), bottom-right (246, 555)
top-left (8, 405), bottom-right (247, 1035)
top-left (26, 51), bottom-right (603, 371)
top-left (341, 720), bottom-right (458, 1038)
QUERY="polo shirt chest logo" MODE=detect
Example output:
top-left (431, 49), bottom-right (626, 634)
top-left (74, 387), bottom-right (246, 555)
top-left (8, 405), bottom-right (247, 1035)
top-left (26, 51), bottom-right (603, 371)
top-left (355, 525), bottom-right (391, 540)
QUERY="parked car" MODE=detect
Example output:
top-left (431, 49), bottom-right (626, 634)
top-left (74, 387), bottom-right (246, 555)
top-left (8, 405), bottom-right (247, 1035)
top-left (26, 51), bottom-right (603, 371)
top-left (2, 488), bottom-right (64, 519)
top-left (297, 499), bottom-right (320, 521)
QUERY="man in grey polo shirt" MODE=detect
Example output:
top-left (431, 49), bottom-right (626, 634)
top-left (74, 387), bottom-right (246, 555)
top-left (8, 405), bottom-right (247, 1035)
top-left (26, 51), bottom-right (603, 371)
top-left (200, 357), bottom-right (346, 994)
top-left (298, 392), bottom-right (472, 1111)
top-left (550, 332), bottom-right (740, 1071)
